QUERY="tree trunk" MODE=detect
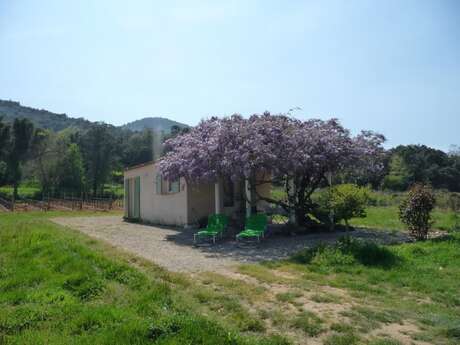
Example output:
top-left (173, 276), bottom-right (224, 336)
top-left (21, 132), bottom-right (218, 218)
top-left (293, 176), bottom-right (309, 227)
top-left (295, 207), bottom-right (308, 227)
top-left (13, 182), bottom-right (18, 201)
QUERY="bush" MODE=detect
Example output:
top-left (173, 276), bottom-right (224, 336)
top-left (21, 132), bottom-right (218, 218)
top-left (399, 184), bottom-right (435, 240)
top-left (314, 184), bottom-right (370, 228)
top-left (291, 236), bottom-right (398, 270)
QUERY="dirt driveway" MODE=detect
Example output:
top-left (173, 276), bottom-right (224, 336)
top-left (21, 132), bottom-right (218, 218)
top-left (52, 216), bottom-right (410, 273)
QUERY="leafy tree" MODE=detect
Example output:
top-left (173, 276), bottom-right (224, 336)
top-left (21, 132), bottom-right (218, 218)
top-left (56, 143), bottom-right (86, 194)
top-left (79, 123), bottom-right (116, 196)
top-left (447, 146), bottom-right (460, 192)
top-left (0, 117), bottom-right (10, 157)
top-left (29, 128), bottom-right (57, 194)
top-left (399, 183), bottom-right (436, 240)
top-left (122, 129), bottom-right (153, 167)
top-left (383, 153), bottom-right (411, 190)
top-left (29, 129), bottom-right (87, 196)
top-left (6, 118), bottom-right (34, 199)
top-left (0, 117), bottom-right (11, 184)
top-left (314, 184), bottom-right (370, 229)
top-left (389, 145), bottom-right (460, 191)
top-left (159, 113), bottom-right (385, 226)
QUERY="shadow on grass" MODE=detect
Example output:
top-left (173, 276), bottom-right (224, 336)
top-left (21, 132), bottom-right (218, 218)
top-left (290, 236), bottom-right (401, 270)
top-left (427, 233), bottom-right (459, 244)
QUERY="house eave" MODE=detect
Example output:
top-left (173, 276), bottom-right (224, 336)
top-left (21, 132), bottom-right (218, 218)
top-left (124, 160), bottom-right (157, 172)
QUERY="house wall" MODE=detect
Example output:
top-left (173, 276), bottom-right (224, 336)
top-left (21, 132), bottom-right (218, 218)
top-left (124, 162), bottom-right (273, 226)
top-left (124, 162), bottom-right (189, 226)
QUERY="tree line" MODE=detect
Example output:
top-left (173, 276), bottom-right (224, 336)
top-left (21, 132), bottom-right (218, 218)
top-left (339, 144), bottom-right (460, 191)
top-left (382, 145), bottom-right (460, 191)
top-left (1, 114), bottom-right (459, 202)
top-left (0, 116), bottom-right (187, 199)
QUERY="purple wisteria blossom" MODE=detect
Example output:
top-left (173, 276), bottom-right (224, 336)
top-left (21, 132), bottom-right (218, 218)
top-left (159, 113), bottom-right (385, 225)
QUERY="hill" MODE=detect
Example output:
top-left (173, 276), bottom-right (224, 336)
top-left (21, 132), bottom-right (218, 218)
top-left (122, 117), bottom-right (188, 133)
top-left (0, 100), bottom-right (93, 132)
top-left (0, 99), bottom-right (188, 133)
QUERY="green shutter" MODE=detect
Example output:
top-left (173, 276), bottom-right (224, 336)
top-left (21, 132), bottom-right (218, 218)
top-left (134, 176), bottom-right (141, 219)
top-left (171, 179), bottom-right (180, 193)
top-left (156, 174), bottom-right (162, 194)
top-left (124, 179), bottom-right (129, 217)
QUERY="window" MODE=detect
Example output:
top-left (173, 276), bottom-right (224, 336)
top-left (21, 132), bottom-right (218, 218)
top-left (156, 173), bottom-right (179, 194)
top-left (155, 174), bottom-right (163, 194)
top-left (168, 179), bottom-right (180, 193)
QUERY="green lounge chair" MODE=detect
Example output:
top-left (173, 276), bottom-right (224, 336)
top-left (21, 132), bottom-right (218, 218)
top-left (236, 214), bottom-right (268, 243)
top-left (194, 214), bottom-right (229, 244)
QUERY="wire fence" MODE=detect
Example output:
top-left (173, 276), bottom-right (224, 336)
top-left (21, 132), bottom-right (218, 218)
top-left (0, 195), bottom-right (123, 212)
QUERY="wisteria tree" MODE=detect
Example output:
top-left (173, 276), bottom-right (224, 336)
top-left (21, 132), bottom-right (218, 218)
top-left (159, 113), bottom-right (386, 226)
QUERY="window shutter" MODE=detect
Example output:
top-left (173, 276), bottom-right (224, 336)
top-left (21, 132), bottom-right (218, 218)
top-left (171, 179), bottom-right (180, 193)
top-left (155, 174), bottom-right (163, 194)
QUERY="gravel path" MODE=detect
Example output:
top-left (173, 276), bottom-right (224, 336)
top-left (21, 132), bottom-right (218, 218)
top-left (52, 216), bottom-right (410, 273)
top-left (52, 216), bottom-right (239, 272)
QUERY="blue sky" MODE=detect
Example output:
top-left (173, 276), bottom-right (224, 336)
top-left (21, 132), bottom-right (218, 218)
top-left (0, 0), bottom-right (459, 150)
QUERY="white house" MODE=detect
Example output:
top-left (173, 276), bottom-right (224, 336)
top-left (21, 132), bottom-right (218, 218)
top-left (124, 161), bottom-right (271, 226)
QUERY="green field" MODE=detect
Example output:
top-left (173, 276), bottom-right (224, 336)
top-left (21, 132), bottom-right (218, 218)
top-left (349, 206), bottom-right (458, 232)
top-left (1, 209), bottom-right (460, 344)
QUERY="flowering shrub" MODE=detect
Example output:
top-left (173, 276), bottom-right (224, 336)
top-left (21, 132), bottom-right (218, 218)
top-left (159, 113), bottom-right (385, 226)
top-left (399, 184), bottom-right (436, 240)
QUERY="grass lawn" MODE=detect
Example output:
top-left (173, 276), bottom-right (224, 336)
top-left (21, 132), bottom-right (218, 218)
top-left (221, 235), bottom-right (460, 345)
top-left (1, 210), bottom-right (459, 345)
top-left (0, 211), bottom-right (287, 345)
top-left (349, 206), bottom-right (458, 232)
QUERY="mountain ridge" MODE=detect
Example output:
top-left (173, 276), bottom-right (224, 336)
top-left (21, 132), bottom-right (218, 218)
top-left (122, 117), bottom-right (188, 133)
top-left (0, 99), bottom-right (188, 133)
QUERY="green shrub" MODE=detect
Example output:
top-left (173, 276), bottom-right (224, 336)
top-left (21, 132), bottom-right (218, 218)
top-left (314, 184), bottom-right (370, 228)
top-left (399, 184), bottom-right (436, 240)
top-left (291, 236), bottom-right (398, 270)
